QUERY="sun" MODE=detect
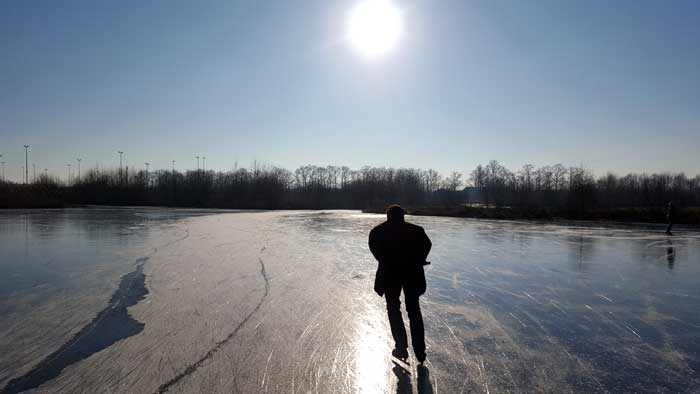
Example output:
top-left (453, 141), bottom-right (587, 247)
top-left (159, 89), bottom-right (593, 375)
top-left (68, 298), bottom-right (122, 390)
top-left (347, 0), bottom-right (403, 58)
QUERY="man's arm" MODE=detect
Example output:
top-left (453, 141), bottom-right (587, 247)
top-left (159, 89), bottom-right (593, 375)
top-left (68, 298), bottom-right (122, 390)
top-left (369, 227), bottom-right (387, 296)
top-left (417, 228), bottom-right (432, 263)
top-left (368, 227), bottom-right (384, 263)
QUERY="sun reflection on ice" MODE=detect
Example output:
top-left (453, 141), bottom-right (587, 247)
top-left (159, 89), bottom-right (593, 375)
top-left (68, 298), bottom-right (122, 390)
top-left (354, 297), bottom-right (392, 394)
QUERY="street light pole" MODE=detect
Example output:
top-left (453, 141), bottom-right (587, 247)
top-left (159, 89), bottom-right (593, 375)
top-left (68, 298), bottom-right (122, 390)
top-left (0, 161), bottom-right (5, 182)
top-left (77, 158), bottom-right (81, 183)
top-left (196, 156), bottom-right (200, 171)
top-left (67, 164), bottom-right (71, 184)
top-left (33, 164), bottom-right (36, 183)
top-left (202, 156), bottom-right (206, 172)
top-left (23, 145), bottom-right (29, 184)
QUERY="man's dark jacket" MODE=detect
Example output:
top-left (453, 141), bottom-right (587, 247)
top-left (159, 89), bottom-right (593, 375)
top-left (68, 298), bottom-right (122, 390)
top-left (369, 220), bottom-right (432, 296)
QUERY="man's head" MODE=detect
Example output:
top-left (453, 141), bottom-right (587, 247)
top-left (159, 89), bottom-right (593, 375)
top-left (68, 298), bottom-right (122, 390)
top-left (386, 204), bottom-right (405, 223)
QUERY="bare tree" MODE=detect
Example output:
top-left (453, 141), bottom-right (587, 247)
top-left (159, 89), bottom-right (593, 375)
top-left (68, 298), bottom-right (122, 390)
top-left (422, 169), bottom-right (441, 192)
top-left (445, 171), bottom-right (463, 192)
top-left (519, 164), bottom-right (534, 191)
top-left (552, 164), bottom-right (567, 191)
top-left (470, 165), bottom-right (486, 188)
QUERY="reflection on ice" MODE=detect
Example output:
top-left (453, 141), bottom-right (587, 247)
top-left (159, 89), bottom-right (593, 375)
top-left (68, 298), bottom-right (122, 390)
top-left (666, 239), bottom-right (675, 269)
top-left (354, 297), bottom-right (391, 394)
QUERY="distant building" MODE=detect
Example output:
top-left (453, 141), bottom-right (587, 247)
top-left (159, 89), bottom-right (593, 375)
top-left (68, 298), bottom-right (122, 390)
top-left (462, 186), bottom-right (481, 204)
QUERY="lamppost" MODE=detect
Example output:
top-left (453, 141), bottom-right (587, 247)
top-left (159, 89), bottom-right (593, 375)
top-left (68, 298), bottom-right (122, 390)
top-left (172, 160), bottom-right (175, 172)
top-left (33, 164), bottom-right (36, 183)
top-left (77, 158), bottom-right (81, 183)
top-left (23, 145), bottom-right (29, 184)
top-left (144, 162), bottom-right (150, 187)
top-left (44, 168), bottom-right (48, 177)
top-left (67, 164), bottom-right (72, 184)
top-left (202, 156), bottom-right (206, 172)
top-left (0, 161), bottom-right (5, 182)
top-left (196, 156), bottom-right (200, 171)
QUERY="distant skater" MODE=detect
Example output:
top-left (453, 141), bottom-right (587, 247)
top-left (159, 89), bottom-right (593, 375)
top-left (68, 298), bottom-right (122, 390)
top-left (369, 205), bottom-right (432, 364)
top-left (665, 202), bottom-right (676, 235)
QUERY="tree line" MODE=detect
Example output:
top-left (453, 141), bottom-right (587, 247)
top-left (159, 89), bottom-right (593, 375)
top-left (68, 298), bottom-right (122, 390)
top-left (1, 161), bottom-right (698, 221)
top-left (0, 164), bottom-right (451, 209)
top-left (468, 160), bottom-right (700, 210)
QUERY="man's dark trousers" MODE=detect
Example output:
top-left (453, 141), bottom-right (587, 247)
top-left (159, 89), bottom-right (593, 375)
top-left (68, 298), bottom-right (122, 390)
top-left (385, 283), bottom-right (425, 357)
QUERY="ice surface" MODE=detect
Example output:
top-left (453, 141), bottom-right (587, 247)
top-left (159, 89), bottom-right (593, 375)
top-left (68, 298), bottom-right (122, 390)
top-left (1, 209), bottom-right (699, 393)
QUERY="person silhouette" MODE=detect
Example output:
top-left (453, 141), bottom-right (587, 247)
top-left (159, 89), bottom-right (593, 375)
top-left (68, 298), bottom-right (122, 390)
top-left (665, 202), bottom-right (676, 235)
top-left (369, 205), bottom-right (432, 363)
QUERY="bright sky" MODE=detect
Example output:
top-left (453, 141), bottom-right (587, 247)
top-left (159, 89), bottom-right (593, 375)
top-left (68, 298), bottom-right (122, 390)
top-left (1, 0), bottom-right (699, 182)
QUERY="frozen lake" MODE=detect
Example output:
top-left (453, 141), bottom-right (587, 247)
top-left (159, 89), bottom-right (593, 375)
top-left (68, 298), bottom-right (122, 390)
top-left (1, 208), bottom-right (699, 393)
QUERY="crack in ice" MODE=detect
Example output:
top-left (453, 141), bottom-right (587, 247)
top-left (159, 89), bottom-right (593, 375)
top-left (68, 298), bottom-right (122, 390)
top-left (153, 247), bottom-right (270, 394)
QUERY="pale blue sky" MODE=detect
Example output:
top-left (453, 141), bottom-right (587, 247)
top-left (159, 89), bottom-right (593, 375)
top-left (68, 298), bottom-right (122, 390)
top-left (1, 0), bottom-right (699, 182)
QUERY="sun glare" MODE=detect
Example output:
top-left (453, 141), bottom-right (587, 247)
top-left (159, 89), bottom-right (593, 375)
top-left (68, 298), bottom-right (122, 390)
top-left (347, 0), bottom-right (402, 58)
